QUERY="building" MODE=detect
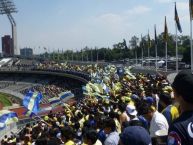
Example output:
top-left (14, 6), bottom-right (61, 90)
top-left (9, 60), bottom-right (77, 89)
top-left (2, 35), bottom-right (13, 57)
top-left (20, 48), bottom-right (33, 58)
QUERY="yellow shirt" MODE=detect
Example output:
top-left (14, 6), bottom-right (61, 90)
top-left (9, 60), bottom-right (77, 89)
top-left (65, 140), bottom-right (75, 145)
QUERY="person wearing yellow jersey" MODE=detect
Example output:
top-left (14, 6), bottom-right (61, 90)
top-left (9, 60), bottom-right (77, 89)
top-left (162, 101), bottom-right (179, 126)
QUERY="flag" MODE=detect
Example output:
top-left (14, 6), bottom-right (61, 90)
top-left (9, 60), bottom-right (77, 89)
top-left (163, 16), bottom-right (168, 42)
top-left (148, 31), bottom-right (151, 48)
top-left (59, 91), bottom-right (74, 101)
top-left (0, 110), bottom-right (18, 130)
top-left (23, 91), bottom-right (42, 116)
top-left (48, 97), bottom-right (61, 108)
top-left (102, 83), bottom-right (110, 94)
top-left (190, 0), bottom-right (193, 20)
top-left (175, 2), bottom-right (182, 33)
top-left (155, 25), bottom-right (158, 45)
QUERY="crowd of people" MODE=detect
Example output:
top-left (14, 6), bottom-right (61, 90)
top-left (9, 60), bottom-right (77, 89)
top-left (33, 61), bottom-right (92, 80)
top-left (1, 64), bottom-right (193, 145)
top-left (20, 77), bottom-right (83, 104)
top-left (35, 61), bottom-right (91, 74)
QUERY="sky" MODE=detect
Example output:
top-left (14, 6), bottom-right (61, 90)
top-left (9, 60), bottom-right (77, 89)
top-left (0, 0), bottom-right (190, 54)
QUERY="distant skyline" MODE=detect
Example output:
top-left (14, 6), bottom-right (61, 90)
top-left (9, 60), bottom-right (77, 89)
top-left (0, 0), bottom-right (190, 54)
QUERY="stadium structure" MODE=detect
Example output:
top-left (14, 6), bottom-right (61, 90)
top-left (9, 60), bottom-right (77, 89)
top-left (0, 57), bottom-right (89, 139)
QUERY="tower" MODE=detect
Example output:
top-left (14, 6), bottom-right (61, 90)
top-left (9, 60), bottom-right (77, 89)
top-left (0, 0), bottom-right (17, 56)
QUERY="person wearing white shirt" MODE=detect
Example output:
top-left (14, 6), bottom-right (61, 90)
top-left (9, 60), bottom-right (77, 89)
top-left (139, 102), bottom-right (169, 137)
top-left (103, 117), bottom-right (119, 145)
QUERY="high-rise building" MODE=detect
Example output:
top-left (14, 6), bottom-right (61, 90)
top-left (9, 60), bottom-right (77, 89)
top-left (20, 48), bottom-right (33, 58)
top-left (2, 35), bottom-right (13, 57)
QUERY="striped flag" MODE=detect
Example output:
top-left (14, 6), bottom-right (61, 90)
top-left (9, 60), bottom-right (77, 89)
top-left (190, 0), bottom-right (193, 20)
top-left (0, 110), bottom-right (18, 130)
top-left (163, 16), bottom-right (168, 42)
top-left (175, 2), bottom-right (182, 33)
top-left (23, 91), bottom-right (42, 116)
top-left (59, 91), bottom-right (74, 101)
top-left (48, 97), bottom-right (61, 108)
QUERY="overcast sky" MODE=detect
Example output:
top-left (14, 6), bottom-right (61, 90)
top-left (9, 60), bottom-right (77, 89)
top-left (0, 0), bottom-right (190, 54)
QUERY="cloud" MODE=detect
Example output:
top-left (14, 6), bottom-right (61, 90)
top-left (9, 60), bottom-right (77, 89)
top-left (177, 2), bottom-right (188, 11)
top-left (96, 13), bottom-right (124, 25)
top-left (155, 0), bottom-right (173, 3)
top-left (96, 5), bottom-right (151, 26)
top-left (126, 5), bottom-right (151, 15)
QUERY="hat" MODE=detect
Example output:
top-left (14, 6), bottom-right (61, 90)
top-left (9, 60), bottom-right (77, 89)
top-left (126, 104), bottom-right (137, 116)
top-left (120, 126), bottom-right (151, 145)
top-left (172, 70), bottom-right (193, 103)
top-left (144, 97), bottom-right (155, 105)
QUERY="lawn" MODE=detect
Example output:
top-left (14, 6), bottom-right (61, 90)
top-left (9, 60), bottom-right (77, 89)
top-left (0, 93), bottom-right (12, 107)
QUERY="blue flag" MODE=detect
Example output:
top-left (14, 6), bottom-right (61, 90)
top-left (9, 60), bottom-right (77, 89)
top-left (175, 2), bottom-right (182, 33)
top-left (59, 91), bottom-right (74, 101)
top-left (0, 110), bottom-right (18, 130)
top-left (23, 91), bottom-right (42, 116)
top-left (48, 97), bottom-right (61, 108)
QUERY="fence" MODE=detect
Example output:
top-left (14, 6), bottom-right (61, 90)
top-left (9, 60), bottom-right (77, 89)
top-left (0, 117), bottom-right (39, 140)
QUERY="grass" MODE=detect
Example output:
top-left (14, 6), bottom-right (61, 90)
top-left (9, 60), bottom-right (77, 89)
top-left (0, 93), bottom-right (12, 107)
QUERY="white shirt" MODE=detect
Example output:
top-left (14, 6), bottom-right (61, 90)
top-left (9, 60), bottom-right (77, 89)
top-left (150, 111), bottom-right (169, 137)
top-left (94, 140), bottom-right (102, 145)
top-left (104, 131), bottom-right (120, 145)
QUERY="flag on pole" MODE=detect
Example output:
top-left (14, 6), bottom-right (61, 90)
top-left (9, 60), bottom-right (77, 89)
top-left (155, 25), bottom-right (158, 45)
top-left (0, 110), bottom-right (18, 130)
top-left (175, 2), bottom-right (182, 33)
top-left (163, 16), bottom-right (168, 42)
top-left (23, 91), bottom-right (42, 116)
top-left (190, 0), bottom-right (193, 20)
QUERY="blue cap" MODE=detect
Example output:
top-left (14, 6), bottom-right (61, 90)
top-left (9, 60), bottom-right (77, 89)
top-left (144, 97), bottom-right (155, 105)
top-left (120, 126), bottom-right (151, 145)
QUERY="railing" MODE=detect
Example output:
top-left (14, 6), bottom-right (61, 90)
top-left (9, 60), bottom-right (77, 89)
top-left (0, 123), bottom-right (17, 140)
top-left (0, 118), bottom-right (39, 139)
top-left (0, 67), bottom-right (91, 82)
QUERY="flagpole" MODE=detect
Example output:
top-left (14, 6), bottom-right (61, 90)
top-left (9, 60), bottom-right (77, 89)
top-left (155, 43), bottom-right (158, 72)
top-left (142, 43), bottom-right (144, 67)
top-left (165, 42), bottom-right (168, 72)
top-left (141, 34), bottom-right (144, 67)
top-left (81, 50), bottom-right (83, 62)
top-left (155, 25), bottom-right (158, 72)
top-left (135, 50), bottom-right (137, 65)
top-left (175, 23), bottom-right (178, 73)
top-left (97, 49), bottom-right (99, 63)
